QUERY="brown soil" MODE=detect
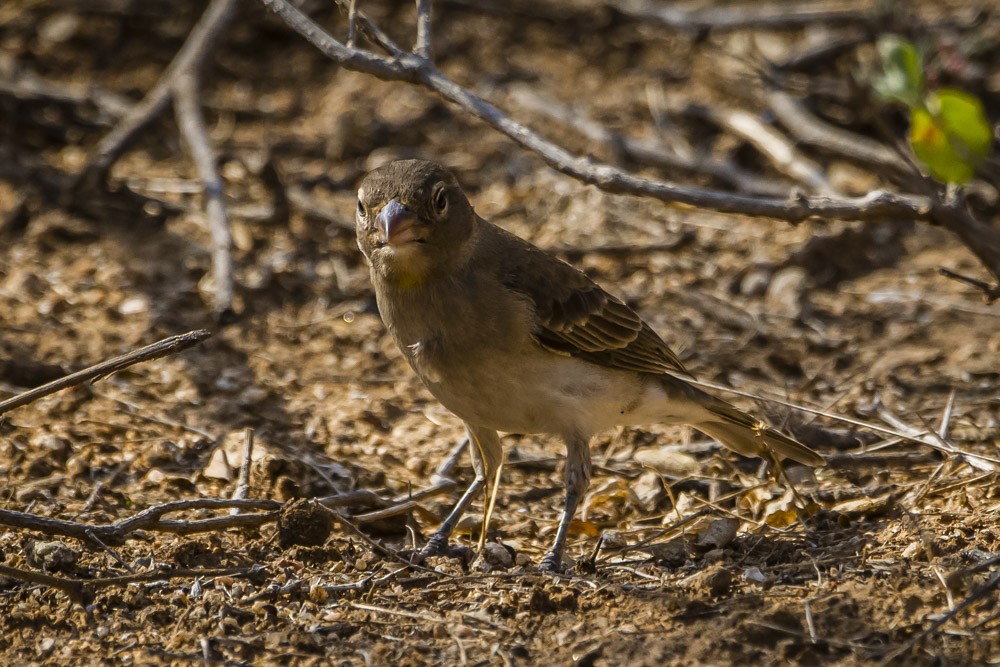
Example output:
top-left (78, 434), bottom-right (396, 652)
top-left (2, 2), bottom-right (999, 665)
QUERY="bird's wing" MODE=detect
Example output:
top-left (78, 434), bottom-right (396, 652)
top-left (496, 230), bottom-right (690, 378)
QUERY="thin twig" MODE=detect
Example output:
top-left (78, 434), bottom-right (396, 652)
top-left (432, 437), bottom-right (469, 483)
top-left (938, 268), bottom-right (1000, 304)
top-left (766, 88), bottom-right (909, 175)
top-left (414, 0), bottom-right (433, 60)
top-left (76, 0), bottom-right (238, 188)
top-left (173, 70), bottom-right (235, 319)
top-left (0, 563), bottom-right (258, 604)
top-left (509, 85), bottom-right (789, 196)
top-left (346, 0), bottom-right (358, 48)
top-left (230, 428), bottom-right (255, 512)
top-left (609, 0), bottom-right (874, 31)
top-left (250, 1), bottom-right (920, 223)
top-left (0, 330), bottom-right (211, 416)
top-left (882, 570), bottom-right (1000, 663)
top-left (682, 103), bottom-right (835, 195)
top-left (0, 498), bottom-right (280, 543)
top-left (689, 378), bottom-right (1000, 466)
top-left (258, 0), bottom-right (1000, 291)
top-left (0, 487), bottom-right (447, 544)
top-left (0, 71), bottom-right (132, 122)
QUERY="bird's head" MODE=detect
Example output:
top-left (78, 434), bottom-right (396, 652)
top-left (356, 159), bottom-right (475, 289)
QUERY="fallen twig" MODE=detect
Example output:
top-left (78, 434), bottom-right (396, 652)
top-left (509, 85), bottom-right (789, 196)
top-left (0, 330), bottom-right (211, 416)
top-left (0, 563), bottom-right (259, 605)
top-left (939, 267), bottom-right (1000, 304)
top-left (766, 88), bottom-right (910, 175)
top-left (882, 570), bottom-right (1000, 663)
top-left (681, 102), bottom-right (836, 195)
top-left (0, 487), bottom-right (451, 544)
top-left (173, 69), bottom-right (236, 319)
top-left (76, 0), bottom-right (239, 188)
top-left (230, 428), bottom-right (255, 510)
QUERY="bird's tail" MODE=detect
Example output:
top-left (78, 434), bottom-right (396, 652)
top-left (694, 401), bottom-right (825, 466)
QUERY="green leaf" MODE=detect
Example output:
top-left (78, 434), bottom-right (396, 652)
top-left (909, 88), bottom-right (993, 184)
top-left (873, 36), bottom-right (925, 107)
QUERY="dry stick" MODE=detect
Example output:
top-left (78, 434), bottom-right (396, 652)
top-left (432, 436), bottom-right (469, 483)
top-left (414, 0), bottom-right (433, 59)
top-left (683, 103), bottom-right (836, 195)
top-left (878, 401), bottom-right (998, 470)
top-left (173, 70), bottom-right (235, 319)
top-left (883, 570), bottom-right (1000, 663)
top-left (345, 0), bottom-right (358, 48)
top-left (443, 0), bottom-right (872, 31)
top-left (261, 0), bottom-right (915, 221)
top-left (939, 267), bottom-right (1000, 303)
top-left (766, 89), bottom-right (909, 174)
top-left (608, 0), bottom-right (874, 31)
top-left (259, 0), bottom-right (1000, 297)
top-left (231, 428), bottom-right (255, 509)
top-left (508, 85), bottom-right (789, 196)
top-left (688, 377), bottom-right (1000, 466)
top-left (76, 0), bottom-right (238, 187)
top-left (0, 498), bottom-right (280, 543)
top-left (0, 563), bottom-right (255, 604)
top-left (0, 330), bottom-right (211, 416)
top-left (0, 488), bottom-right (440, 543)
top-left (0, 72), bottom-right (132, 121)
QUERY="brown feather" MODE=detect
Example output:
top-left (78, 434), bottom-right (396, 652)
top-left (495, 225), bottom-right (690, 378)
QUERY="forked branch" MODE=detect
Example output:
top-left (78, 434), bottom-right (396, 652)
top-left (259, 0), bottom-right (1000, 298)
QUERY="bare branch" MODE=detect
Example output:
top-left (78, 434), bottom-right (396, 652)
top-left (0, 487), bottom-right (454, 544)
top-left (76, 0), bottom-right (238, 188)
top-left (0, 330), bottom-right (211, 416)
top-left (443, 0), bottom-right (874, 31)
top-left (231, 428), bottom-right (255, 508)
top-left (0, 563), bottom-right (258, 604)
top-left (258, 0), bottom-right (1000, 292)
top-left (0, 498), bottom-right (280, 543)
top-left (509, 85), bottom-right (790, 196)
top-left (346, 0), bottom-right (358, 48)
top-left (609, 0), bottom-right (875, 31)
top-left (680, 102), bottom-right (836, 194)
top-left (173, 70), bottom-right (236, 320)
top-left (0, 71), bottom-right (132, 122)
top-left (415, 0), bottom-right (433, 59)
top-left (766, 89), bottom-right (910, 174)
top-left (938, 268), bottom-right (1000, 303)
top-left (259, 1), bottom-right (923, 219)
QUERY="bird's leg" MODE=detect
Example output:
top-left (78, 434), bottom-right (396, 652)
top-left (478, 448), bottom-right (505, 555)
top-left (420, 424), bottom-right (502, 559)
top-left (763, 449), bottom-right (809, 513)
top-left (420, 475), bottom-right (483, 558)
top-left (540, 433), bottom-right (592, 573)
top-left (471, 426), bottom-right (504, 554)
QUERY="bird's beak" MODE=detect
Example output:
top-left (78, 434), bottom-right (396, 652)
top-left (376, 199), bottom-right (420, 246)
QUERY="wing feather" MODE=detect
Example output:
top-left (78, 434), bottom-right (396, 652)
top-left (498, 232), bottom-right (690, 378)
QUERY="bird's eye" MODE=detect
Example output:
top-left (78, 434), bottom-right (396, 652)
top-left (357, 198), bottom-right (365, 217)
top-left (432, 185), bottom-right (448, 215)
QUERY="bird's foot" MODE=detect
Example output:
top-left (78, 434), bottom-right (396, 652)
top-left (416, 533), bottom-right (450, 562)
top-left (538, 551), bottom-right (564, 573)
top-left (408, 533), bottom-right (474, 566)
top-left (399, 534), bottom-right (447, 565)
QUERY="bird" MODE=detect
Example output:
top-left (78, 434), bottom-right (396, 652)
top-left (355, 159), bottom-right (824, 571)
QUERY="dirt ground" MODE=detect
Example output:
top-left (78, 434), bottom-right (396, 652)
top-left (2, 1), bottom-right (1000, 665)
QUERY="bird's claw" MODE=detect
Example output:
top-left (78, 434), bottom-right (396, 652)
top-left (417, 533), bottom-right (450, 562)
top-left (539, 552), bottom-right (564, 573)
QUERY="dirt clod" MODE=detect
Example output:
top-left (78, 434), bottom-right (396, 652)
top-left (277, 500), bottom-right (333, 549)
